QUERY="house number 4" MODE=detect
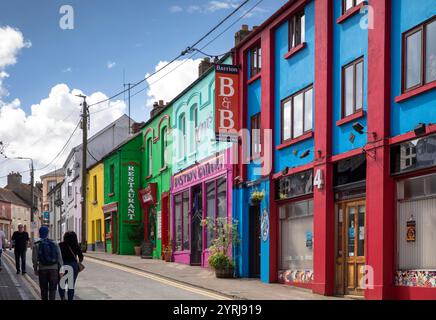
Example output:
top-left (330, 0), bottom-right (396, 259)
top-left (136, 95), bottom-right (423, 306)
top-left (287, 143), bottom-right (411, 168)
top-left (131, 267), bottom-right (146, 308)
top-left (314, 169), bottom-right (324, 190)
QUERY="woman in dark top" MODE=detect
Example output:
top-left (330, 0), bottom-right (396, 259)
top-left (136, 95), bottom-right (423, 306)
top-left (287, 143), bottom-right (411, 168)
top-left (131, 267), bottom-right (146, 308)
top-left (58, 231), bottom-right (83, 300)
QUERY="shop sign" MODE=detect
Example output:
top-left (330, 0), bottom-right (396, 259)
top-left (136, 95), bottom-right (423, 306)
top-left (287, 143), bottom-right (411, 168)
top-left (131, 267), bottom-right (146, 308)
top-left (276, 170), bottom-right (313, 201)
top-left (102, 202), bottom-right (118, 214)
top-left (215, 64), bottom-right (240, 143)
top-left (172, 153), bottom-right (225, 190)
top-left (406, 217), bottom-right (416, 242)
top-left (138, 183), bottom-right (157, 209)
top-left (261, 209), bottom-right (269, 242)
top-left (127, 165), bottom-right (136, 220)
top-left (391, 133), bottom-right (436, 175)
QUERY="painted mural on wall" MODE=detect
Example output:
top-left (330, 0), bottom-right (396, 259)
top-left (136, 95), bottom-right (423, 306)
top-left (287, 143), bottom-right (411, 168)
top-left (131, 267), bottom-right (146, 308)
top-left (395, 271), bottom-right (436, 288)
top-left (278, 269), bottom-right (314, 285)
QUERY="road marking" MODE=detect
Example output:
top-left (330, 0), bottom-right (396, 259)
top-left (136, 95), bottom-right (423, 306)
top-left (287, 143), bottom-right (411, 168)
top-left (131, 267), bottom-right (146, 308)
top-left (3, 253), bottom-right (39, 300)
top-left (86, 257), bottom-right (233, 300)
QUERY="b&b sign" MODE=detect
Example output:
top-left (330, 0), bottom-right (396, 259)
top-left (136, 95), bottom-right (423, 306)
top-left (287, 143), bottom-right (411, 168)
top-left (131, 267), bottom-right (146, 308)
top-left (215, 64), bottom-right (240, 143)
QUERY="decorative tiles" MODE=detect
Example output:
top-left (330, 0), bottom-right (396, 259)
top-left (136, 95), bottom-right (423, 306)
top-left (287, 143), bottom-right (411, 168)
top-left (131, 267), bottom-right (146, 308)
top-left (395, 270), bottom-right (436, 288)
top-left (278, 269), bottom-right (314, 284)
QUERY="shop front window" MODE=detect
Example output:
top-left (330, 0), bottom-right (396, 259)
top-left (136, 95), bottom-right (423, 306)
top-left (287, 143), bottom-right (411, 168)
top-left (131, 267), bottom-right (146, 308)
top-left (175, 194), bottom-right (182, 251)
top-left (279, 199), bottom-right (314, 271)
top-left (206, 177), bottom-right (227, 248)
top-left (175, 191), bottom-right (190, 251)
top-left (397, 173), bottom-right (436, 270)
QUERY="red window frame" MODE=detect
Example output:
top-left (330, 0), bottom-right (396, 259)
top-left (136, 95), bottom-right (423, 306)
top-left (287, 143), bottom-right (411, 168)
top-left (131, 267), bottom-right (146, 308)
top-left (250, 113), bottom-right (261, 159)
top-left (341, 57), bottom-right (364, 119)
top-left (288, 9), bottom-right (305, 51)
top-left (250, 44), bottom-right (261, 78)
top-left (402, 16), bottom-right (436, 93)
top-left (281, 85), bottom-right (314, 143)
top-left (342, 0), bottom-right (364, 14)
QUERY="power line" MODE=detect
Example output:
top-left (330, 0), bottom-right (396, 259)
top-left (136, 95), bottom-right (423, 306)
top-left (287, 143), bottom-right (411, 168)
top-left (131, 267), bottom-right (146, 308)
top-left (87, 0), bottom-right (251, 109)
top-left (128, 0), bottom-right (264, 101)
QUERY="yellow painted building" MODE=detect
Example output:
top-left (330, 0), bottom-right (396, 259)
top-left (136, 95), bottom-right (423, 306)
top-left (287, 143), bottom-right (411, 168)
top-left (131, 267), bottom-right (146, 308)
top-left (87, 162), bottom-right (105, 251)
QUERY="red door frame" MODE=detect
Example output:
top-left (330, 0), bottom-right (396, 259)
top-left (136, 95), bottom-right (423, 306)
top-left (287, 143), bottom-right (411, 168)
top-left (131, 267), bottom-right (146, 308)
top-left (161, 192), bottom-right (170, 257)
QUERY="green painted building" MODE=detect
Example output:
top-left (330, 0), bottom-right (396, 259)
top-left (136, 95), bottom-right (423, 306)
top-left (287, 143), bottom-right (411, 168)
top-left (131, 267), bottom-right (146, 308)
top-left (102, 132), bottom-right (143, 255)
top-left (140, 103), bottom-right (173, 259)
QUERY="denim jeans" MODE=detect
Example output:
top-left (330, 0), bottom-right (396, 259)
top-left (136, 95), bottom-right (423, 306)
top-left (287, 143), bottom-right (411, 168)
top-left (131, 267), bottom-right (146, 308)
top-left (58, 261), bottom-right (79, 300)
top-left (0, 249), bottom-right (3, 268)
top-left (14, 249), bottom-right (26, 272)
top-left (38, 269), bottom-right (59, 300)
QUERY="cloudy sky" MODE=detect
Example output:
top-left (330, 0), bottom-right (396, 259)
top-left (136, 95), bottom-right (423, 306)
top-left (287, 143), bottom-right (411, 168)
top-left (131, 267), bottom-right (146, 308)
top-left (0, 0), bottom-right (285, 185)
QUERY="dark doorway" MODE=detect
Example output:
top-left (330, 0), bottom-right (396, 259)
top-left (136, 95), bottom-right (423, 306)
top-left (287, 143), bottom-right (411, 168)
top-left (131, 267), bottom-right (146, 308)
top-left (191, 185), bottom-right (203, 266)
top-left (249, 204), bottom-right (261, 278)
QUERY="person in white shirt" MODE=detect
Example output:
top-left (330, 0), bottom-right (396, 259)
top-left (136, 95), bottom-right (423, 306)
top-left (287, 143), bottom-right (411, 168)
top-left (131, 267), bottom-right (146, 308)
top-left (0, 229), bottom-right (5, 271)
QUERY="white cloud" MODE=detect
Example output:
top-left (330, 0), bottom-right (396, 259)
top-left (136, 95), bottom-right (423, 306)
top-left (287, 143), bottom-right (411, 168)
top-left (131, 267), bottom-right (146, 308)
top-left (107, 61), bottom-right (116, 69)
top-left (169, 5), bottom-right (183, 13)
top-left (0, 26), bottom-right (31, 70)
top-left (62, 67), bottom-right (72, 73)
top-left (144, 58), bottom-right (202, 116)
top-left (206, 1), bottom-right (238, 12)
top-left (0, 26), bottom-right (126, 185)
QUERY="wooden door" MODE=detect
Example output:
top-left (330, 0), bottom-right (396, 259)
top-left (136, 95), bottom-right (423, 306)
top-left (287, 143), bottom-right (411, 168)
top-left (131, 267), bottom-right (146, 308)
top-left (335, 200), bottom-right (366, 296)
top-left (249, 205), bottom-right (261, 278)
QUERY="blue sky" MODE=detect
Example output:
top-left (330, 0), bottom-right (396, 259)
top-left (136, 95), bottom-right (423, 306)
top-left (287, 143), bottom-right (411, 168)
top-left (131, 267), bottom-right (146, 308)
top-left (0, 0), bottom-right (285, 120)
top-left (0, 0), bottom-right (286, 184)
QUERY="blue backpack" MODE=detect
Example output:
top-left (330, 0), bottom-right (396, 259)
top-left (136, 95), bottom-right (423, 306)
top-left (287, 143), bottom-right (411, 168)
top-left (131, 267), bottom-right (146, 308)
top-left (38, 239), bottom-right (58, 266)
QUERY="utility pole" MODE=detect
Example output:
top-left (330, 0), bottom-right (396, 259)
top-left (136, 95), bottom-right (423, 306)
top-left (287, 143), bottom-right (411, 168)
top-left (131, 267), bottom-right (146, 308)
top-left (77, 94), bottom-right (88, 251)
top-left (128, 83), bottom-right (131, 135)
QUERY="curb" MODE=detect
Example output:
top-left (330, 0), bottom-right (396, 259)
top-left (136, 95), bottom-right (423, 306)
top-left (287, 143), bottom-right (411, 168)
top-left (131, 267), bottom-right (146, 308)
top-left (84, 254), bottom-right (244, 300)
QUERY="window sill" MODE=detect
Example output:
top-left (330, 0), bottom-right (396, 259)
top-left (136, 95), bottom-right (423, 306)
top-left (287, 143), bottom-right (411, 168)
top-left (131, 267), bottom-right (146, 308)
top-left (395, 81), bottom-right (436, 103)
top-left (176, 157), bottom-right (186, 165)
top-left (159, 166), bottom-right (168, 173)
top-left (336, 109), bottom-right (365, 126)
top-left (108, 193), bottom-right (115, 198)
top-left (284, 42), bottom-right (307, 60)
top-left (336, 2), bottom-right (367, 24)
top-left (188, 151), bottom-right (198, 159)
top-left (145, 174), bottom-right (153, 180)
top-left (92, 201), bottom-right (98, 205)
top-left (276, 131), bottom-right (313, 150)
top-left (247, 73), bottom-right (261, 85)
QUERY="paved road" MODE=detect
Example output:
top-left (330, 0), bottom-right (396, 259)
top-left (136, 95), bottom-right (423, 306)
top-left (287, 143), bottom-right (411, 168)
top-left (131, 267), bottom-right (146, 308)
top-left (3, 249), bottom-right (227, 300)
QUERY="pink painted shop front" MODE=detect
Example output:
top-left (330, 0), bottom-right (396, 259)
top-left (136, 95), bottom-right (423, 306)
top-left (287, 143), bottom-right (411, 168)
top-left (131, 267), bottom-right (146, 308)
top-left (170, 149), bottom-right (233, 267)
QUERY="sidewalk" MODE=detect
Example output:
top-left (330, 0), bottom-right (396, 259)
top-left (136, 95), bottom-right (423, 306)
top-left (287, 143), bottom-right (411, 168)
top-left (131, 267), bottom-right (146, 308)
top-left (84, 252), bottom-right (342, 300)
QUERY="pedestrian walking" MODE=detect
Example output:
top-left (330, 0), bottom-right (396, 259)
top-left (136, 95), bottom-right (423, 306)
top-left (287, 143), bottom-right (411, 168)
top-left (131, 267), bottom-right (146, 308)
top-left (32, 226), bottom-right (63, 300)
top-left (58, 231), bottom-right (84, 300)
top-left (11, 223), bottom-right (29, 275)
top-left (0, 229), bottom-right (5, 272)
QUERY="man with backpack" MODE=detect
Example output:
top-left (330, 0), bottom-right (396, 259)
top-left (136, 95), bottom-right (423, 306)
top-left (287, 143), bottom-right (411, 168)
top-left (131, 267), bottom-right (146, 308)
top-left (32, 226), bottom-right (63, 300)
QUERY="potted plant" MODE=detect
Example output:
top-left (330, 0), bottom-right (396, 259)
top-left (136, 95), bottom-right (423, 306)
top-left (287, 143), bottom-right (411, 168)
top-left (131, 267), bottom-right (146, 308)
top-left (203, 217), bottom-right (240, 278)
top-left (250, 190), bottom-right (265, 205)
top-left (128, 223), bottom-right (144, 256)
top-left (162, 244), bottom-right (173, 262)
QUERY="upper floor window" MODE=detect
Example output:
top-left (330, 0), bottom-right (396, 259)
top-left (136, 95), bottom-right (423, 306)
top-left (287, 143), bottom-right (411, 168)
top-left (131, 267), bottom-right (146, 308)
top-left (67, 182), bottom-right (73, 198)
top-left (191, 105), bottom-right (199, 152)
top-left (250, 44), bottom-right (261, 78)
top-left (110, 164), bottom-right (115, 194)
top-left (147, 138), bottom-right (152, 176)
top-left (289, 9), bottom-right (305, 50)
top-left (343, 0), bottom-right (364, 14)
top-left (403, 17), bottom-right (436, 93)
top-left (161, 127), bottom-right (168, 169)
top-left (93, 175), bottom-right (97, 202)
top-left (251, 113), bottom-right (261, 158)
top-left (342, 57), bottom-right (364, 118)
top-left (179, 113), bottom-right (186, 159)
top-left (282, 86), bottom-right (313, 142)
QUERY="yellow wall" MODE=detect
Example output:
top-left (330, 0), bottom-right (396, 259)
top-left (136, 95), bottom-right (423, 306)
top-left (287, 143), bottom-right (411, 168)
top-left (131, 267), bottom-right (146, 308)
top-left (87, 163), bottom-right (105, 246)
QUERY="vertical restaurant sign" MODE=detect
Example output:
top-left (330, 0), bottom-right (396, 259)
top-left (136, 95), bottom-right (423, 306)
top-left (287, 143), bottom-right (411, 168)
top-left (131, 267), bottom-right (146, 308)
top-left (215, 64), bottom-right (240, 142)
top-left (406, 218), bottom-right (416, 242)
top-left (127, 165), bottom-right (136, 220)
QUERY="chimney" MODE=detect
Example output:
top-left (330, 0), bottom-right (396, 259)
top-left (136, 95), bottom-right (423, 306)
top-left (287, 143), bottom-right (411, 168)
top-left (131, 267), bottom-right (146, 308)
top-left (131, 122), bottom-right (145, 134)
top-left (235, 24), bottom-right (251, 46)
top-left (198, 57), bottom-right (213, 77)
top-left (7, 172), bottom-right (22, 187)
top-left (150, 100), bottom-right (166, 119)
